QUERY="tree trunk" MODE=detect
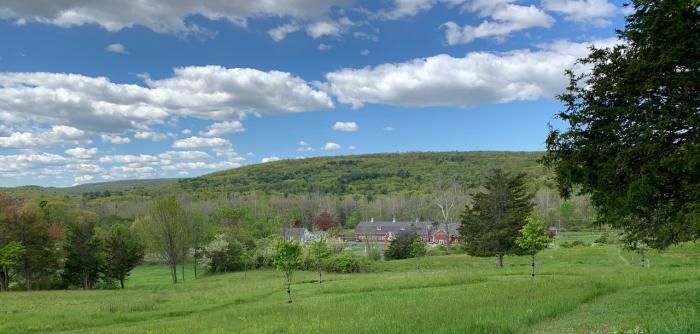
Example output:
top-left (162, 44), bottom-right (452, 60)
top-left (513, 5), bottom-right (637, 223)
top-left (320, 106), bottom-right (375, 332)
top-left (193, 252), bottom-right (198, 279)
top-left (181, 264), bottom-right (185, 282)
top-left (319, 271), bottom-right (322, 284)
top-left (24, 262), bottom-right (32, 291)
top-left (444, 221), bottom-right (451, 251)
top-left (170, 260), bottom-right (178, 284)
top-left (497, 254), bottom-right (504, 268)
top-left (120, 276), bottom-right (125, 289)
top-left (0, 268), bottom-right (8, 292)
top-left (531, 254), bottom-right (536, 280)
top-left (287, 283), bottom-right (292, 303)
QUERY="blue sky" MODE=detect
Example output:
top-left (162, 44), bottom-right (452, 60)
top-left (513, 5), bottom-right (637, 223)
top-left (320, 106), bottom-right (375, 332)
top-left (0, 0), bottom-right (630, 187)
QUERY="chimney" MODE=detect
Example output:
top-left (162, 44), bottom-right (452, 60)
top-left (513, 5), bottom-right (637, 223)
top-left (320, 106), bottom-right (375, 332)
top-left (392, 217), bottom-right (396, 223)
top-left (371, 217), bottom-right (374, 223)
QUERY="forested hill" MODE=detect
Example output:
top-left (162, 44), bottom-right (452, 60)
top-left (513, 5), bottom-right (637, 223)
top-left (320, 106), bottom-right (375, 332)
top-left (178, 151), bottom-right (549, 196)
top-left (1, 151), bottom-right (550, 199)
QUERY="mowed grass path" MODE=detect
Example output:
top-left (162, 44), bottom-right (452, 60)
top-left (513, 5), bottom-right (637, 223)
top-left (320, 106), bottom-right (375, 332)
top-left (1, 236), bottom-right (699, 333)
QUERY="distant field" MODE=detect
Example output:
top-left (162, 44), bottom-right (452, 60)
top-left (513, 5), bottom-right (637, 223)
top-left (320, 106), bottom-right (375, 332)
top-left (1, 233), bottom-right (698, 334)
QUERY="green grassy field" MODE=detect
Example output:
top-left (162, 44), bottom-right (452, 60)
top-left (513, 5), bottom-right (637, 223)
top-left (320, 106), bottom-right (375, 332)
top-left (1, 235), bottom-right (699, 334)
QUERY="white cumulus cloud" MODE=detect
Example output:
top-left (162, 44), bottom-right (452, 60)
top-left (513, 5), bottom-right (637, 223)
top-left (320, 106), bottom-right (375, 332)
top-left (100, 134), bottom-right (131, 144)
top-left (442, 2), bottom-right (554, 45)
top-left (173, 136), bottom-right (231, 149)
top-left (0, 1), bottom-right (351, 36)
top-left (324, 142), bottom-right (341, 150)
top-left (0, 125), bottom-right (87, 148)
top-left (200, 121), bottom-right (244, 137)
top-left (105, 43), bottom-right (128, 54)
top-left (324, 38), bottom-right (619, 108)
top-left (65, 147), bottom-right (98, 159)
top-left (333, 121), bottom-right (358, 132)
top-left (268, 23), bottom-right (301, 42)
top-left (0, 66), bottom-right (333, 137)
top-left (542, 0), bottom-right (617, 26)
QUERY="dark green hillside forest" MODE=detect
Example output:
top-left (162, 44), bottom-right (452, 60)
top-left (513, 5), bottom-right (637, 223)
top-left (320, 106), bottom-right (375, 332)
top-left (2, 152), bottom-right (548, 199)
top-left (181, 151), bottom-right (548, 196)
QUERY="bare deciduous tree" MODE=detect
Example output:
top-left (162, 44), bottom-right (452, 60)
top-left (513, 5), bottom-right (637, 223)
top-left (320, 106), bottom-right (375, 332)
top-left (433, 178), bottom-right (466, 250)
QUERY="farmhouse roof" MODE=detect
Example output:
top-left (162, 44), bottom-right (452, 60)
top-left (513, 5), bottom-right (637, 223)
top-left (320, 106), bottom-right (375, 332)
top-left (355, 221), bottom-right (433, 234)
top-left (279, 227), bottom-right (308, 237)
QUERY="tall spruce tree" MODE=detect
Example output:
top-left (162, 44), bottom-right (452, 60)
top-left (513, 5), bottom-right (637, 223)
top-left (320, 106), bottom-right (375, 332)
top-left (543, 1), bottom-right (700, 249)
top-left (62, 214), bottom-right (103, 290)
top-left (459, 169), bottom-right (534, 268)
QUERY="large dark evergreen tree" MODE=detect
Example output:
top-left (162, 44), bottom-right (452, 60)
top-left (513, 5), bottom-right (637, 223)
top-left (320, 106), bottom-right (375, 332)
top-left (459, 169), bottom-right (534, 268)
top-left (62, 216), bottom-right (103, 290)
top-left (104, 224), bottom-right (144, 289)
top-left (543, 1), bottom-right (700, 249)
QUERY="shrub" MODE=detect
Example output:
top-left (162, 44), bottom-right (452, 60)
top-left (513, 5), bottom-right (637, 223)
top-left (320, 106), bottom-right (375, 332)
top-left (253, 236), bottom-right (280, 268)
top-left (384, 231), bottom-right (422, 260)
top-left (324, 253), bottom-right (368, 273)
top-left (426, 247), bottom-right (447, 257)
top-left (560, 240), bottom-right (589, 248)
top-left (451, 243), bottom-right (467, 254)
top-left (410, 239), bottom-right (427, 258)
top-left (594, 231), bottom-right (620, 245)
top-left (367, 248), bottom-right (382, 261)
top-left (594, 233), bottom-right (609, 244)
top-left (201, 234), bottom-right (247, 273)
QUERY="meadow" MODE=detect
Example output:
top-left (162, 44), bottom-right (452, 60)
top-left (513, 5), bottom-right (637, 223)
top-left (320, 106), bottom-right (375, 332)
top-left (1, 233), bottom-right (698, 334)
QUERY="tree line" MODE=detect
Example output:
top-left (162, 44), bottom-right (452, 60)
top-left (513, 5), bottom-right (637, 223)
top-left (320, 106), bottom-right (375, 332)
top-left (0, 194), bottom-right (143, 291)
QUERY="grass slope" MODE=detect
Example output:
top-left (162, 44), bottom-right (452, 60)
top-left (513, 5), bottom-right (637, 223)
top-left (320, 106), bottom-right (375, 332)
top-left (2, 234), bottom-right (698, 334)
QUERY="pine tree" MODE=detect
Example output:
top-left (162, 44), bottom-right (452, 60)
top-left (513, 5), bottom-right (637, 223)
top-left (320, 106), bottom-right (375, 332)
top-left (459, 169), bottom-right (534, 268)
top-left (543, 0), bottom-right (700, 249)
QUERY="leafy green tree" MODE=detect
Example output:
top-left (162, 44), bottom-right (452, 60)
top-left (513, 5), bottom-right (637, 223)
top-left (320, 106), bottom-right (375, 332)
top-left (516, 214), bottom-right (553, 279)
top-left (543, 0), bottom-right (700, 249)
top-left (187, 209), bottom-right (213, 279)
top-left (201, 234), bottom-right (247, 273)
top-left (410, 238), bottom-right (427, 271)
top-left (104, 224), bottom-right (144, 289)
top-left (459, 169), bottom-right (534, 268)
top-left (384, 230), bottom-right (422, 260)
top-left (133, 196), bottom-right (188, 283)
top-left (410, 239), bottom-right (427, 258)
top-left (307, 237), bottom-right (331, 284)
top-left (62, 215), bottom-right (103, 290)
top-left (12, 205), bottom-right (59, 290)
top-left (254, 236), bottom-right (281, 268)
top-left (213, 207), bottom-right (257, 248)
top-left (557, 201), bottom-right (576, 228)
top-left (0, 241), bottom-right (25, 291)
top-left (273, 239), bottom-right (303, 303)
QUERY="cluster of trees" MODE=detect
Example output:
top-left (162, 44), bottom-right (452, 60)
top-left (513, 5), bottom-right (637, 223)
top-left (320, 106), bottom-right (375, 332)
top-left (85, 182), bottom-right (594, 242)
top-left (0, 193), bottom-right (144, 291)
